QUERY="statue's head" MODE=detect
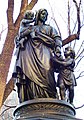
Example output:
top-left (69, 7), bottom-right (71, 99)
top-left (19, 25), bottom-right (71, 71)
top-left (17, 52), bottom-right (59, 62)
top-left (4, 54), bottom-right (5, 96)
top-left (34, 9), bottom-right (48, 25)
top-left (64, 46), bottom-right (75, 59)
top-left (24, 10), bottom-right (34, 20)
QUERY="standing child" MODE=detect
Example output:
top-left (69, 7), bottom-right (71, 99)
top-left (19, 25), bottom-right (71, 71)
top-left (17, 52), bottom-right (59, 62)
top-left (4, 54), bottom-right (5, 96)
top-left (52, 46), bottom-right (77, 105)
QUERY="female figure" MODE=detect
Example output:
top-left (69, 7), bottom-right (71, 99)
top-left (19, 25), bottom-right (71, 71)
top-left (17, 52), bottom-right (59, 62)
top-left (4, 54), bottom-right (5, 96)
top-left (13, 9), bottom-right (62, 103)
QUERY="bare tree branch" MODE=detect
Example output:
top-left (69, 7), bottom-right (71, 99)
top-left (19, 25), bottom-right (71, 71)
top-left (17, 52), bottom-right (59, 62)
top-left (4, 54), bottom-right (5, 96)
top-left (14, 0), bottom-right (38, 28)
top-left (62, 34), bottom-right (78, 46)
top-left (72, 20), bottom-right (77, 34)
top-left (0, 26), bottom-right (7, 41)
top-left (27, 0), bottom-right (38, 10)
top-left (20, 0), bottom-right (38, 14)
top-left (75, 48), bottom-right (84, 60)
top-left (81, 1), bottom-right (84, 25)
top-left (51, 17), bottom-right (62, 37)
top-left (76, 71), bottom-right (84, 79)
top-left (72, 39), bottom-right (77, 49)
top-left (73, 0), bottom-right (81, 39)
top-left (7, 0), bottom-right (14, 28)
top-left (75, 55), bottom-right (84, 68)
top-left (75, 104), bottom-right (84, 109)
top-left (0, 0), bottom-right (15, 108)
top-left (75, 40), bottom-right (84, 58)
top-left (3, 104), bottom-right (16, 108)
top-left (2, 78), bottom-right (14, 104)
top-left (68, 0), bottom-right (71, 36)
top-left (47, 0), bottom-right (62, 37)
top-left (20, 0), bottom-right (28, 12)
top-left (0, 104), bottom-right (16, 117)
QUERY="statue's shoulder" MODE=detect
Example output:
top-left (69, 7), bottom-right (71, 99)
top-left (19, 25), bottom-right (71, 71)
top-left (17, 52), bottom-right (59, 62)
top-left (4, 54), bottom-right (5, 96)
top-left (44, 24), bottom-right (52, 29)
top-left (45, 24), bottom-right (55, 30)
top-left (44, 24), bottom-right (50, 27)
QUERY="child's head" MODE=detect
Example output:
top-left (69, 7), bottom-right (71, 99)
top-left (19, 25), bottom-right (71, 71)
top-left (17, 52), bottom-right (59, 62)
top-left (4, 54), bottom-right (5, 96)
top-left (64, 46), bottom-right (75, 59)
top-left (24, 10), bottom-right (34, 20)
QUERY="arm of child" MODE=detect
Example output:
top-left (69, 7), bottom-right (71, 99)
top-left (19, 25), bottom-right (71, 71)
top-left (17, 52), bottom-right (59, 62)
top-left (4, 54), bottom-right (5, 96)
top-left (54, 58), bottom-right (73, 67)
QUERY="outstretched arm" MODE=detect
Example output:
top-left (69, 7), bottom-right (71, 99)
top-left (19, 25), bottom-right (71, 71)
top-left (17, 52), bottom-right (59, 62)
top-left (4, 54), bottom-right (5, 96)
top-left (53, 57), bottom-right (73, 67)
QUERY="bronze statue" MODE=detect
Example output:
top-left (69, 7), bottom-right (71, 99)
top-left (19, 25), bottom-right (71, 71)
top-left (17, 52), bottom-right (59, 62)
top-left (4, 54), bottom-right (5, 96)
top-left (19, 10), bottom-right (34, 34)
top-left (51, 46), bottom-right (77, 104)
top-left (15, 10), bottom-right (35, 49)
top-left (12, 9), bottom-right (62, 103)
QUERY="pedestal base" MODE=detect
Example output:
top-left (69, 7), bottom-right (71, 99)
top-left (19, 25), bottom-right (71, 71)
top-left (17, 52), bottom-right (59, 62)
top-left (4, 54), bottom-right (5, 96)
top-left (13, 98), bottom-right (80, 120)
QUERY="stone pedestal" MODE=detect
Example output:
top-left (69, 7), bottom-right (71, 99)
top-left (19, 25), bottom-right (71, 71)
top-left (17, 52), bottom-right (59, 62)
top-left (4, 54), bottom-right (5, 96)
top-left (13, 98), bottom-right (81, 120)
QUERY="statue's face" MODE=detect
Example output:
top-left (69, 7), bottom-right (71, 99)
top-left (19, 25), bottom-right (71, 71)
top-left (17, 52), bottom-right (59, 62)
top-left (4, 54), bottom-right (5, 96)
top-left (64, 47), bottom-right (71, 57)
top-left (39, 10), bottom-right (47, 22)
top-left (25, 11), bottom-right (34, 20)
top-left (27, 12), bottom-right (34, 20)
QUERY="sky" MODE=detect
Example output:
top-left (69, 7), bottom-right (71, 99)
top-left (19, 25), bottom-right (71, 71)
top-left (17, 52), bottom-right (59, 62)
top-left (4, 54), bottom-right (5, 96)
top-left (0, 0), bottom-right (84, 119)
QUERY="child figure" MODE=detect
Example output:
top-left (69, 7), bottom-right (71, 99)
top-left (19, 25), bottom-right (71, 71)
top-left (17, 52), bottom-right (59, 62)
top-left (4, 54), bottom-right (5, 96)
top-left (17, 10), bottom-right (35, 48)
top-left (52, 46), bottom-right (77, 104)
top-left (19, 10), bottom-right (34, 34)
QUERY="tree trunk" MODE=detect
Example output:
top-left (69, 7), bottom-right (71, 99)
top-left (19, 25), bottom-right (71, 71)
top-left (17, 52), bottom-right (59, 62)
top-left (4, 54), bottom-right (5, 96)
top-left (0, 0), bottom-right (38, 107)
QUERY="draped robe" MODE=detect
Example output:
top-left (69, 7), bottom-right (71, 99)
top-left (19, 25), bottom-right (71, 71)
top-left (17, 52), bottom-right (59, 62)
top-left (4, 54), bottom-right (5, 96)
top-left (13, 24), bottom-right (61, 101)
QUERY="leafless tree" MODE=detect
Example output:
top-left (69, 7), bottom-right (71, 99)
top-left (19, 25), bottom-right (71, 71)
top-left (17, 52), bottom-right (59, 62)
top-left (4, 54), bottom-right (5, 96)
top-left (48, 0), bottom-right (84, 109)
top-left (0, 0), bottom-right (84, 119)
top-left (0, 0), bottom-right (38, 108)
